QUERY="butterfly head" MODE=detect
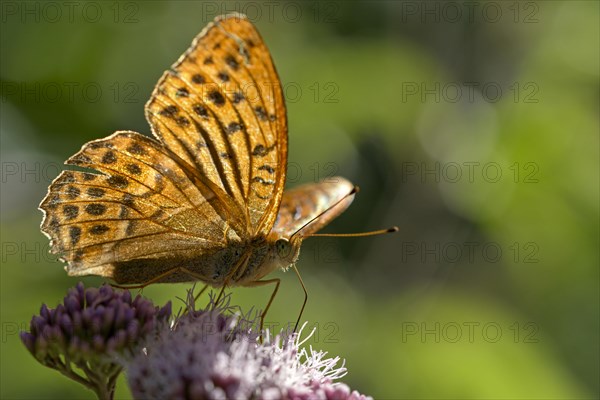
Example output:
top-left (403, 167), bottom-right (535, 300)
top-left (274, 237), bottom-right (301, 266)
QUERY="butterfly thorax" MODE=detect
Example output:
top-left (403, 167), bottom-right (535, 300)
top-left (228, 234), bottom-right (302, 286)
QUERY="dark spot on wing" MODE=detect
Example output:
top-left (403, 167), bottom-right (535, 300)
top-left (89, 142), bottom-right (104, 150)
top-left (193, 104), bottom-right (209, 118)
top-left (252, 176), bottom-right (275, 186)
top-left (152, 173), bottom-right (165, 194)
top-left (259, 165), bottom-right (275, 174)
top-left (62, 172), bottom-right (75, 183)
top-left (120, 196), bottom-right (133, 218)
top-left (85, 203), bottom-right (106, 216)
top-left (252, 145), bottom-right (265, 156)
top-left (82, 173), bottom-right (96, 181)
top-left (176, 88), bottom-right (189, 97)
top-left (159, 105), bottom-right (178, 117)
top-left (73, 249), bottom-right (83, 262)
top-left (63, 205), bottom-right (79, 220)
top-left (252, 144), bottom-right (276, 157)
top-left (232, 91), bottom-right (244, 104)
top-left (226, 122), bottom-right (242, 134)
top-left (126, 221), bottom-right (136, 236)
top-left (203, 56), bottom-right (214, 65)
top-left (254, 106), bottom-right (268, 121)
top-left (107, 175), bottom-right (128, 189)
top-left (87, 187), bottom-right (105, 198)
top-left (175, 116), bottom-right (190, 126)
top-left (220, 152), bottom-right (231, 159)
top-left (126, 163), bottom-right (142, 175)
top-left (122, 194), bottom-right (135, 207)
top-left (102, 151), bottom-right (117, 164)
top-left (90, 224), bottom-right (110, 235)
top-left (150, 209), bottom-right (165, 220)
top-left (217, 72), bottom-right (229, 82)
top-left (46, 194), bottom-right (60, 209)
top-left (69, 226), bottom-right (81, 245)
top-left (208, 90), bottom-right (225, 106)
top-left (66, 185), bottom-right (80, 199)
top-left (254, 190), bottom-right (270, 200)
top-left (225, 54), bottom-right (239, 70)
top-left (48, 217), bottom-right (60, 233)
top-left (192, 74), bottom-right (205, 84)
top-left (127, 143), bottom-right (146, 155)
top-left (119, 205), bottom-right (129, 219)
top-left (71, 154), bottom-right (92, 165)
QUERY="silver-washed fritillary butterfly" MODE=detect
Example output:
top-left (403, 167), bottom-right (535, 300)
top-left (40, 13), bottom-right (397, 328)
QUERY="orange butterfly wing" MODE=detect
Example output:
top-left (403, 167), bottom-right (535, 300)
top-left (271, 177), bottom-right (356, 239)
top-left (145, 13), bottom-right (287, 238)
top-left (40, 131), bottom-right (229, 278)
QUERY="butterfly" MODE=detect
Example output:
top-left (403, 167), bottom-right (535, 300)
top-left (40, 13), bottom-right (396, 329)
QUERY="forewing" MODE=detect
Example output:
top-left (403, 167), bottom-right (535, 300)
top-left (145, 13), bottom-right (288, 237)
top-left (271, 177), bottom-right (356, 239)
top-left (39, 131), bottom-right (229, 278)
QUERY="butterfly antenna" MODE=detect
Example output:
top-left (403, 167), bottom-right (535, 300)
top-left (306, 226), bottom-right (399, 238)
top-left (289, 185), bottom-right (398, 241)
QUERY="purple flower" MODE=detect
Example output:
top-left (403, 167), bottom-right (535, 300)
top-left (20, 282), bottom-right (171, 399)
top-left (126, 293), bottom-right (371, 400)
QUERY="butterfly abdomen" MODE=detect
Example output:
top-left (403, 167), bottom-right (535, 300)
top-left (108, 241), bottom-right (272, 286)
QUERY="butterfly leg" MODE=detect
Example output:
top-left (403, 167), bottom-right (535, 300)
top-left (193, 284), bottom-right (209, 305)
top-left (172, 268), bottom-right (214, 311)
top-left (111, 266), bottom-right (208, 290)
top-left (214, 252), bottom-right (251, 308)
top-left (213, 285), bottom-right (228, 309)
top-left (291, 264), bottom-right (308, 332)
top-left (245, 278), bottom-right (281, 335)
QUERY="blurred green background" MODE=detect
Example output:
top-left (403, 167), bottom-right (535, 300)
top-left (1, 1), bottom-right (598, 399)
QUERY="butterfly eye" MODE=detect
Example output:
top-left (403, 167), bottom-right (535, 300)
top-left (275, 239), bottom-right (291, 258)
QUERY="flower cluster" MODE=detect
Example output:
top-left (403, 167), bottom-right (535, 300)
top-left (21, 285), bottom-right (372, 400)
top-left (125, 293), bottom-right (372, 400)
top-left (20, 282), bottom-right (171, 399)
